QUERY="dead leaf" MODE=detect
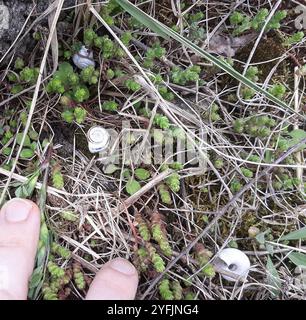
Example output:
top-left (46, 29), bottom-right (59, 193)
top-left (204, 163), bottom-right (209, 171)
top-left (207, 33), bottom-right (258, 57)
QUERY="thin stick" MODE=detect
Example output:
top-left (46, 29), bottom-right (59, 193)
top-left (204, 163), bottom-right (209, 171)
top-left (117, 169), bottom-right (173, 212)
top-left (294, 66), bottom-right (303, 192)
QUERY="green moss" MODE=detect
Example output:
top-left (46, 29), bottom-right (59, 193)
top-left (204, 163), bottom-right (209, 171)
top-left (159, 279), bottom-right (174, 300)
top-left (73, 263), bottom-right (86, 290)
top-left (166, 173), bottom-right (180, 193)
top-left (52, 168), bottom-right (64, 189)
top-left (51, 243), bottom-right (71, 259)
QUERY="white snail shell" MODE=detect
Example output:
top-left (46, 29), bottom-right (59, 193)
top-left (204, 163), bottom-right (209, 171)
top-left (217, 248), bottom-right (251, 282)
top-left (72, 46), bottom-right (95, 69)
top-left (87, 126), bottom-right (110, 154)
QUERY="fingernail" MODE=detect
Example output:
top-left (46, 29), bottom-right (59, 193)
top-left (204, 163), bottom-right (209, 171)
top-left (109, 258), bottom-right (136, 275)
top-left (4, 198), bottom-right (33, 223)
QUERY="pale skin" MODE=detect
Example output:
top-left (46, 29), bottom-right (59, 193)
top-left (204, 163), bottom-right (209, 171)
top-left (0, 198), bottom-right (139, 300)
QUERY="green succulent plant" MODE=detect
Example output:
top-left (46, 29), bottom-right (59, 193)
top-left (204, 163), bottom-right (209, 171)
top-left (230, 9), bottom-right (287, 35)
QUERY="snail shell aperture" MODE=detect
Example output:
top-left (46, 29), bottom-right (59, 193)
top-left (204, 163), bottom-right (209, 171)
top-left (72, 46), bottom-right (95, 69)
top-left (217, 248), bottom-right (251, 282)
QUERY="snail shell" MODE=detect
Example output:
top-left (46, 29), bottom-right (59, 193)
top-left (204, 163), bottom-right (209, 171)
top-left (217, 248), bottom-right (250, 282)
top-left (87, 126), bottom-right (110, 154)
top-left (72, 46), bottom-right (95, 69)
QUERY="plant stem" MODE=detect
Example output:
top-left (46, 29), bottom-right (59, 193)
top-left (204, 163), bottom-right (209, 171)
top-left (28, 144), bottom-right (53, 300)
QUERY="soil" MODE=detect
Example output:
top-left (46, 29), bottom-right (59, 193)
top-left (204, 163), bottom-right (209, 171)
top-left (0, 0), bottom-right (75, 55)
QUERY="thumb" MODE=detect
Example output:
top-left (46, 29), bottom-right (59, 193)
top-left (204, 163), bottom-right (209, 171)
top-left (86, 258), bottom-right (138, 300)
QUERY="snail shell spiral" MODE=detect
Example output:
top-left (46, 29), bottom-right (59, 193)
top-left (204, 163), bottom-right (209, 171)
top-left (72, 46), bottom-right (95, 69)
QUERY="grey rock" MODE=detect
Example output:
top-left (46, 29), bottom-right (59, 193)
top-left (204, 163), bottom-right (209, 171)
top-left (0, 0), bottom-right (36, 55)
top-left (0, 0), bottom-right (76, 56)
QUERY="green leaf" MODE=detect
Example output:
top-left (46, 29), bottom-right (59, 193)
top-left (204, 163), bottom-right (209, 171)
top-left (103, 164), bottom-right (120, 174)
top-left (29, 130), bottom-right (39, 141)
top-left (264, 150), bottom-right (273, 163)
top-left (266, 256), bottom-right (281, 298)
top-left (265, 244), bottom-right (274, 255)
top-left (28, 265), bottom-right (44, 289)
top-left (40, 223), bottom-right (49, 245)
top-left (288, 129), bottom-right (306, 140)
top-left (15, 185), bottom-right (29, 198)
top-left (256, 229), bottom-right (271, 244)
top-left (31, 142), bottom-right (37, 151)
top-left (126, 179), bottom-right (141, 195)
top-left (123, 169), bottom-right (131, 179)
top-left (280, 226), bottom-right (306, 241)
top-left (60, 210), bottom-right (79, 222)
top-left (288, 129), bottom-right (306, 150)
top-left (135, 168), bottom-right (150, 180)
top-left (115, 0), bottom-right (288, 109)
top-left (115, 0), bottom-right (170, 40)
top-left (2, 147), bottom-right (12, 156)
top-left (36, 245), bottom-right (47, 267)
top-left (20, 148), bottom-right (34, 159)
top-left (288, 252), bottom-right (306, 267)
top-left (14, 171), bottom-right (39, 198)
top-left (16, 133), bottom-right (31, 147)
top-left (26, 172), bottom-right (39, 196)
